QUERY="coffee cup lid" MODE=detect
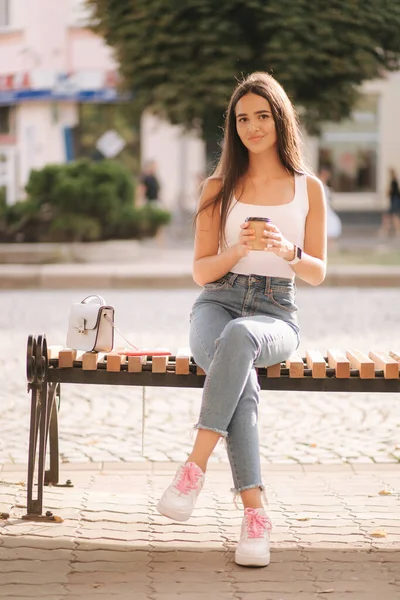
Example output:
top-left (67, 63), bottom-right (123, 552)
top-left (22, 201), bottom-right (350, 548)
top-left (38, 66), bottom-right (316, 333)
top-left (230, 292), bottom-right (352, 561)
top-left (245, 217), bottom-right (271, 222)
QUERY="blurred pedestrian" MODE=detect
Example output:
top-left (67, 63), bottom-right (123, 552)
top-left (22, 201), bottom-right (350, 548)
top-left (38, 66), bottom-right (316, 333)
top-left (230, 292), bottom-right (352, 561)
top-left (379, 168), bottom-right (400, 237)
top-left (157, 72), bottom-right (327, 567)
top-left (137, 159), bottom-right (166, 245)
top-left (138, 160), bottom-right (161, 206)
top-left (318, 166), bottom-right (342, 250)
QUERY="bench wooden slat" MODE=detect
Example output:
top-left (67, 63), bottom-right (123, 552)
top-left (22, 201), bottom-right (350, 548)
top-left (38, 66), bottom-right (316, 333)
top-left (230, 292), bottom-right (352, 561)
top-left (176, 347), bottom-right (191, 375)
top-left (128, 355), bottom-right (146, 373)
top-left (58, 349), bottom-right (75, 368)
top-left (389, 350), bottom-right (400, 364)
top-left (106, 352), bottom-right (126, 372)
top-left (196, 365), bottom-right (206, 376)
top-left (59, 349), bottom-right (84, 368)
top-left (127, 348), bottom-right (154, 373)
top-left (346, 350), bottom-right (375, 379)
top-left (286, 354), bottom-right (304, 378)
top-left (327, 349), bottom-right (351, 378)
top-left (266, 363), bottom-right (281, 378)
top-left (369, 351), bottom-right (399, 379)
top-left (152, 349), bottom-right (171, 373)
top-left (306, 350), bottom-right (326, 378)
top-left (82, 351), bottom-right (104, 370)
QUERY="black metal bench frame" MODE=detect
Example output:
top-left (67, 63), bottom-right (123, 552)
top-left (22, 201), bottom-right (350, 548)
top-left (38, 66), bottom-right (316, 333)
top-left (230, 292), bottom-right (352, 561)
top-left (25, 334), bottom-right (400, 520)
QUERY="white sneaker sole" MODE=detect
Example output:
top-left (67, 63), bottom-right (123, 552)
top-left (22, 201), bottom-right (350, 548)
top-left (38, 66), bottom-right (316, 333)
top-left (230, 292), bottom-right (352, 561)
top-left (235, 551), bottom-right (270, 567)
top-left (156, 499), bottom-right (192, 522)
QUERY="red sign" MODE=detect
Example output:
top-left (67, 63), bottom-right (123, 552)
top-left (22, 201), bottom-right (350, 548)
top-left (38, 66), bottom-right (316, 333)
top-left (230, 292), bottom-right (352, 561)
top-left (0, 73), bottom-right (30, 91)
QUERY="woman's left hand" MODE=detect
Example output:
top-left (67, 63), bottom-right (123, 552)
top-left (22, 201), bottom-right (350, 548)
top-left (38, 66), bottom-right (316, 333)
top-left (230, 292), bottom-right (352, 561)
top-left (262, 222), bottom-right (295, 262)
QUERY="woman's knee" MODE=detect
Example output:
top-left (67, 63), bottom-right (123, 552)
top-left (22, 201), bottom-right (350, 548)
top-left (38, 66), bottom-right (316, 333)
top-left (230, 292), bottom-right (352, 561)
top-left (218, 320), bottom-right (259, 353)
top-left (189, 319), bottom-right (214, 371)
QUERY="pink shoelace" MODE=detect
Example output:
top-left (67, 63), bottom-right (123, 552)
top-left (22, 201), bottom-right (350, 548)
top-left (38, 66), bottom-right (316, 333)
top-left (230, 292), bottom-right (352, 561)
top-left (245, 508), bottom-right (272, 539)
top-left (175, 462), bottom-right (202, 495)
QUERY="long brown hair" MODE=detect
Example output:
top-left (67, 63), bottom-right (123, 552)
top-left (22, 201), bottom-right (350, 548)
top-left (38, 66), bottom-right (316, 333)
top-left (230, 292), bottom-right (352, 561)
top-left (196, 72), bottom-right (309, 245)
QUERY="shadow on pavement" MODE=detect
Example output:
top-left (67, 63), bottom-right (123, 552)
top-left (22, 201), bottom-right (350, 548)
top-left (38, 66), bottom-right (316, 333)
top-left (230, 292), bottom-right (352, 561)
top-left (0, 536), bottom-right (398, 599)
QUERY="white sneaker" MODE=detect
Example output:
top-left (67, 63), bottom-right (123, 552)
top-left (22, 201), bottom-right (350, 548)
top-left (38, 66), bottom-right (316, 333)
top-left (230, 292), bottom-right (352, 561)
top-left (156, 462), bottom-right (205, 522)
top-left (235, 507), bottom-right (272, 567)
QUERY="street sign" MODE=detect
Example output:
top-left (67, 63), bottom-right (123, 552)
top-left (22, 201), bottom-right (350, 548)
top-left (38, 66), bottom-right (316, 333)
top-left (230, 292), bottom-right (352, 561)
top-left (95, 129), bottom-right (126, 158)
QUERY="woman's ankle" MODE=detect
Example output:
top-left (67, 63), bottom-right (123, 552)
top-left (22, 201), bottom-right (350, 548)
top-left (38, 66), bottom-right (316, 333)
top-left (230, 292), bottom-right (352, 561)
top-left (240, 487), bottom-right (264, 510)
top-left (185, 456), bottom-right (207, 474)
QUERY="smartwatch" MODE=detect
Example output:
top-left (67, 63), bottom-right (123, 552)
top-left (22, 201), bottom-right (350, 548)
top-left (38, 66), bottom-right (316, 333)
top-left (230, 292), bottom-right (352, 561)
top-left (287, 245), bottom-right (302, 265)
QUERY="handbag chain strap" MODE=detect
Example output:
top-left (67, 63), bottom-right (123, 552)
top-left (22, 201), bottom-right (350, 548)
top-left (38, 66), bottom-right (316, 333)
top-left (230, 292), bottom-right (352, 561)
top-left (103, 313), bottom-right (146, 454)
top-left (142, 386), bottom-right (146, 456)
top-left (104, 314), bottom-right (140, 350)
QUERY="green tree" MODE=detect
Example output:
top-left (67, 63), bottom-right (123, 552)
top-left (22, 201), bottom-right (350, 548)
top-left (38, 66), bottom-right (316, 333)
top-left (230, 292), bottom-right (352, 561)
top-left (87, 0), bottom-right (400, 163)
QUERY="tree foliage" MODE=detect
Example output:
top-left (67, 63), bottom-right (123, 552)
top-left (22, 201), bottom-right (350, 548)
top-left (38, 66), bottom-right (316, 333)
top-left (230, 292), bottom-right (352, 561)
top-left (87, 0), bottom-right (400, 144)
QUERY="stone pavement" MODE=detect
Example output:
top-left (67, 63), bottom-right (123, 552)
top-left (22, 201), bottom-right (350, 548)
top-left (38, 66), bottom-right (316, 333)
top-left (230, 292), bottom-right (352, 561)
top-left (1, 284), bottom-right (400, 599)
top-left (1, 288), bottom-right (400, 465)
top-left (1, 462), bottom-right (399, 600)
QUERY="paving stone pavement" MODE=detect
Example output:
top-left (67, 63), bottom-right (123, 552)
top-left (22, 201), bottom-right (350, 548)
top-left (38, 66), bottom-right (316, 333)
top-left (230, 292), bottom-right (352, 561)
top-left (1, 287), bottom-right (400, 599)
top-left (0, 462), bottom-right (400, 600)
top-left (0, 288), bottom-right (399, 466)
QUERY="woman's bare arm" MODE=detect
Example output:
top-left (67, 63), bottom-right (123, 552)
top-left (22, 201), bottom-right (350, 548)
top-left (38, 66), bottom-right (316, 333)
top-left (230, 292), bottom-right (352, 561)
top-left (289, 176), bottom-right (327, 286)
top-left (192, 178), bottom-right (247, 286)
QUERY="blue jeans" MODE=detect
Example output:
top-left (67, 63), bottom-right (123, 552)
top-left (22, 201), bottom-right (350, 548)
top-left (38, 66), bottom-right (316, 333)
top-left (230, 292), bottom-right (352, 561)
top-left (189, 272), bottom-right (300, 493)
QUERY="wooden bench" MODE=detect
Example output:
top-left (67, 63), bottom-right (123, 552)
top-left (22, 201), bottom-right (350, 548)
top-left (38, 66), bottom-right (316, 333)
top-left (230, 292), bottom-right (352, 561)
top-left (25, 333), bottom-right (400, 520)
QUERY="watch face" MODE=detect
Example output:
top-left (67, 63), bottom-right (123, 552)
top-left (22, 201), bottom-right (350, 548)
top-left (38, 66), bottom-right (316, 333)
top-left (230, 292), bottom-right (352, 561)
top-left (296, 247), bottom-right (302, 260)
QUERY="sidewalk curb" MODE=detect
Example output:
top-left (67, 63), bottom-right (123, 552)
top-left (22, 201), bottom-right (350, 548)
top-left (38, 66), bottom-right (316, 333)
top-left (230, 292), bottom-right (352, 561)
top-left (0, 240), bottom-right (142, 265)
top-left (0, 268), bottom-right (197, 290)
top-left (1, 264), bottom-right (400, 289)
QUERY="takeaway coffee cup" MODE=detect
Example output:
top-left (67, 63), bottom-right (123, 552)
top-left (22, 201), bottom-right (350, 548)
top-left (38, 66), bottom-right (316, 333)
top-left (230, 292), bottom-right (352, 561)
top-left (245, 217), bottom-right (271, 251)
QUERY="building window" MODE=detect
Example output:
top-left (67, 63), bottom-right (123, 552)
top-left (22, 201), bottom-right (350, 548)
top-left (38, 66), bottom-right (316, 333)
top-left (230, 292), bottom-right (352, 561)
top-left (0, 0), bottom-right (9, 27)
top-left (318, 95), bottom-right (378, 193)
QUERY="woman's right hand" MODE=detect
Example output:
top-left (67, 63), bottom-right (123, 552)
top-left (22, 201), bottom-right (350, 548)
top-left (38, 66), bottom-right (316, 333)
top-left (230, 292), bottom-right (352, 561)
top-left (234, 221), bottom-right (255, 258)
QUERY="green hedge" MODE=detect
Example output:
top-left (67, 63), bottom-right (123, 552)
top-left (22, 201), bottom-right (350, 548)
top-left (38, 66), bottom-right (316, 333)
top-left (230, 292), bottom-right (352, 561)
top-left (0, 159), bottom-right (171, 243)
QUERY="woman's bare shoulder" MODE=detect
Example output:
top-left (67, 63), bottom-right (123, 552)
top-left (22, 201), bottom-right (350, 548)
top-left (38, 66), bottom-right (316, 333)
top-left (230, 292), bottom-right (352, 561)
top-left (202, 176), bottom-right (223, 194)
top-left (198, 176), bottom-right (223, 208)
top-left (305, 174), bottom-right (325, 205)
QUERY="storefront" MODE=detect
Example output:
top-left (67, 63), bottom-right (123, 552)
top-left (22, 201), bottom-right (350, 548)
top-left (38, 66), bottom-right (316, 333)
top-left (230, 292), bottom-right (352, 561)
top-left (313, 72), bottom-right (400, 212)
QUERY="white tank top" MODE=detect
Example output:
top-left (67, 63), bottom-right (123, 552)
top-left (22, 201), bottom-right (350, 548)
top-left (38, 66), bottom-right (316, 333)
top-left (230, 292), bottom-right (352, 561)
top-left (224, 174), bottom-right (309, 279)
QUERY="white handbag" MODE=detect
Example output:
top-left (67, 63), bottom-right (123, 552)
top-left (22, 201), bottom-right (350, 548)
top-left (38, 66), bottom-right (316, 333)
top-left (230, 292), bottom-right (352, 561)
top-left (66, 295), bottom-right (114, 352)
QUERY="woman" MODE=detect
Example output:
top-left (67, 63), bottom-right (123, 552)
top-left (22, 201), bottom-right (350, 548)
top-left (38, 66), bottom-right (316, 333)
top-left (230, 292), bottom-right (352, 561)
top-left (379, 168), bottom-right (400, 237)
top-left (157, 72), bottom-right (327, 567)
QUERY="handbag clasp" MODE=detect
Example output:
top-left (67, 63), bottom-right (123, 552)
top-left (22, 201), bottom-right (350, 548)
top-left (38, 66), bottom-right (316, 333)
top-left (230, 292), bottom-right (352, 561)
top-left (77, 318), bottom-right (86, 334)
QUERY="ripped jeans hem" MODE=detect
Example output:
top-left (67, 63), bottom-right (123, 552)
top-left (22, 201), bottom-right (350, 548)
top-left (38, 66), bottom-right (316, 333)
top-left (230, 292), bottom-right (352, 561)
top-left (231, 483), bottom-right (265, 494)
top-left (194, 424), bottom-right (228, 438)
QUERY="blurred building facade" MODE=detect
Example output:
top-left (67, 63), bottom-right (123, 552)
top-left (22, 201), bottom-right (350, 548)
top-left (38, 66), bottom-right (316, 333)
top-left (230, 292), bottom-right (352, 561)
top-left (307, 73), bottom-right (400, 213)
top-left (0, 0), bottom-right (398, 212)
top-left (0, 0), bottom-right (120, 204)
top-left (0, 0), bottom-right (204, 210)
